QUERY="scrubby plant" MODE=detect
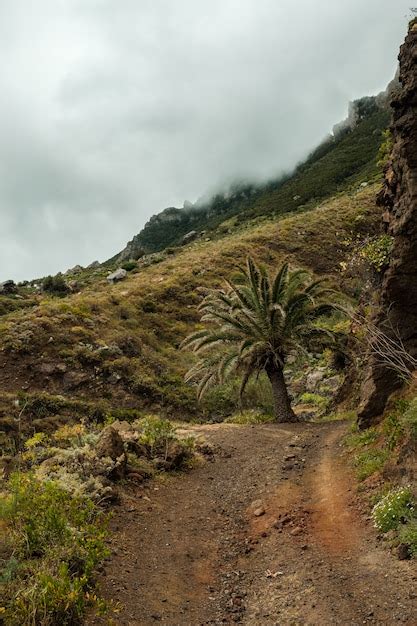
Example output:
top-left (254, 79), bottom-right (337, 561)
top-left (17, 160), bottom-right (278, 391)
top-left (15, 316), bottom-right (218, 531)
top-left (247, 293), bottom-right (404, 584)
top-left (24, 431), bottom-right (49, 450)
top-left (136, 416), bottom-right (194, 466)
top-left (138, 415), bottom-right (176, 451)
top-left (42, 274), bottom-right (70, 296)
top-left (299, 392), bottom-right (329, 410)
top-left (354, 449), bottom-right (389, 481)
top-left (371, 486), bottom-right (416, 532)
top-left (121, 261), bottom-right (137, 272)
top-left (377, 129), bottom-right (393, 169)
top-left (382, 412), bottom-right (405, 451)
top-left (52, 423), bottom-right (87, 447)
top-left (201, 374), bottom-right (273, 417)
top-left (182, 258), bottom-right (341, 422)
top-left (402, 397), bottom-right (417, 440)
top-left (0, 473), bottom-right (108, 624)
top-left (359, 234), bottom-right (394, 273)
top-left (350, 311), bottom-right (417, 384)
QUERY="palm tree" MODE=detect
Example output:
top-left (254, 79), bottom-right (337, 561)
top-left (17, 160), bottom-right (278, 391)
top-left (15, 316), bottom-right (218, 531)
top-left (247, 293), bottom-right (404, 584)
top-left (181, 257), bottom-right (339, 422)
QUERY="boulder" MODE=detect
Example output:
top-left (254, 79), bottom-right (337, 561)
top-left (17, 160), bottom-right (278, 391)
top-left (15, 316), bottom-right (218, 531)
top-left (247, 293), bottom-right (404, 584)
top-left (107, 268), bottom-right (127, 283)
top-left (110, 420), bottom-right (137, 441)
top-left (95, 425), bottom-right (125, 460)
top-left (62, 371), bottom-right (90, 390)
top-left (66, 280), bottom-right (79, 293)
top-left (306, 369), bottom-right (326, 391)
top-left (182, 230), bottom-right (198, 245)
top-left (87, 261), bottom-right (101, 269)
top-left (65, 265), bottom-right (83, 275)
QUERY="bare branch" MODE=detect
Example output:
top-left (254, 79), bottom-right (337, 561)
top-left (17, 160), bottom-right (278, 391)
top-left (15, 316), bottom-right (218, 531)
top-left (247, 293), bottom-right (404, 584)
top-left (346, 308), bottom-right (417, 382)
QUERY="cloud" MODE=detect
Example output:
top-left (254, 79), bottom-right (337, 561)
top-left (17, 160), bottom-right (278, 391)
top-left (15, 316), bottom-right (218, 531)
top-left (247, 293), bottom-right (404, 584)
top-left (0, 0), bottom-right (412, 280)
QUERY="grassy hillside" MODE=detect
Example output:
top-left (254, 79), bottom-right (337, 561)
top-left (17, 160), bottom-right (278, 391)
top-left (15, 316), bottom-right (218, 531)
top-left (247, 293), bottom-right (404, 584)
top-left (0, 183), bottom-right (381, 443)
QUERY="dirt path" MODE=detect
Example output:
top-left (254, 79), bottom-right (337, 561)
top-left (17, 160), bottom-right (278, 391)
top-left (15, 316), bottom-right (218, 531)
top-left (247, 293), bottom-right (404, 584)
top-left (89, 422), bottom-right (417, 625)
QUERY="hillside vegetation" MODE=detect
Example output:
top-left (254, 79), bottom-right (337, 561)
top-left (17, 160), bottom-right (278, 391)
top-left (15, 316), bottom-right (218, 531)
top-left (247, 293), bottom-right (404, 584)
top-left (0, 184), bottom-right (380, 441)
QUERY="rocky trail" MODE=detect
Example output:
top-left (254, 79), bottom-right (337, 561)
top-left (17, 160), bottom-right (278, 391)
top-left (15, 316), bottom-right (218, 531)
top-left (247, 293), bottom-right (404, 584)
top-left (89, 422), bottom-right (417, 625)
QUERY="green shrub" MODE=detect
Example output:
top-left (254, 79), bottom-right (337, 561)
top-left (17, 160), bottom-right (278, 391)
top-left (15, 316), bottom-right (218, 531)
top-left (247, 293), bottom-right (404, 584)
top-left (345, 425), bottom-right (379, 449)
top-left (371, 486), bottom-right (416, 532)
top-left (0, 473), bottom-right (108, 624)
top-left (42, 274), bottom-right (70, 296)
top-left (141, 299), bottom-right (157, 313)
top-left (121, 261), bottom-right (137, 272)
top-left (201, 375), bottom-right (273, 417)
top-left (360, 234), bottom-right (394, 272)
top-left (377, 129), bottom-right (393, 169)
top-left (403, 397), bottom-right (417, 440)
top-left (299, 392), bottom-right (328, 409)
top-left (398, 521), bottom-right (417, 556)
top-left (136, 416), bottom-right (194, 465)
top-left (354, 449), bottom-right (389, 481)
top-left (138, 415), bottom-right (176, 452)
top-left (383, 412), bottom-right (405, 451)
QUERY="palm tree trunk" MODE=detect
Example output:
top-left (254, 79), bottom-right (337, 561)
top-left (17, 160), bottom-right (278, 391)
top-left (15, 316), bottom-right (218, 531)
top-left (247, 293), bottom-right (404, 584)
top-left (266, 364), bottom-right (298, 423)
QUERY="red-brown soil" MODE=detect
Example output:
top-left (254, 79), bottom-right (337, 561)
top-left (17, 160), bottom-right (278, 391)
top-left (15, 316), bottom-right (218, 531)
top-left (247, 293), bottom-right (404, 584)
top-left (88, 422), bottom-right (417, 625)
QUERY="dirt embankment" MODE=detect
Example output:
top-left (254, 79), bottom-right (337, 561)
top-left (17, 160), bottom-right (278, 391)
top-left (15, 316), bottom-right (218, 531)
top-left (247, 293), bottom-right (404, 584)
top-left (89, 422), bottom-right (417, 625)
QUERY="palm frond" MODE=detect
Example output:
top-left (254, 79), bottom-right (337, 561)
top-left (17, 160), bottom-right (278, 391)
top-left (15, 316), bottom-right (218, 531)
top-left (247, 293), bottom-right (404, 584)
top-left (272, 262), bottom-right (289, 303)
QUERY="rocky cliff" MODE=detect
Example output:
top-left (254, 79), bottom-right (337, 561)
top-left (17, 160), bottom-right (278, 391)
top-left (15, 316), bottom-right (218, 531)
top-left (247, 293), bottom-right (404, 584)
top-left (358, 22), bottom-right (417, 427)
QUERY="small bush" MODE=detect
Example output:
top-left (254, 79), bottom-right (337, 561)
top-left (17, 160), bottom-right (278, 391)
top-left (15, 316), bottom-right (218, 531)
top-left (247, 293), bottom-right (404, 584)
top-left (42, 274), bottom-right (70, 296)
top-left (24, 431), bottom-right (49, 450)
top-left (382, 412), bottom-right (405, 451)
top-left (121, 261), bottom-right (137, 272)
top-left (377, 129), bottom-right (393, 169)
top-left (359, 234), bottom-right (394, 273)
top-left (52, 423), bottom-right (87, 447)
top-left (137, 416), bottom-right (176, 454)
top-left (141, 299), bottom-right (157, 313)
top-left (299, 392), bottom-right (328, 410)
top-left (371, 486), bottom-right (416, 532)
top-left (136, 416), bottom-right (194, 467)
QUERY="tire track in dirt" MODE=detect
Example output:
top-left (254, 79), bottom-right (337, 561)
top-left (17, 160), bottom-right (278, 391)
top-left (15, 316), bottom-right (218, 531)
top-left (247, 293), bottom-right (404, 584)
top-left (88, 422), bottom-right (417, 625)
top-left (308, 426), bottom-right (360, 555)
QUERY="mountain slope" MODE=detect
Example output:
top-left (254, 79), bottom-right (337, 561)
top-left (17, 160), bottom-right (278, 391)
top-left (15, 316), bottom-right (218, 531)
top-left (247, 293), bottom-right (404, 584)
top-left (114, 103), bottom-right (388, 261)
top-left (0, 183), bottom-right (380, 440)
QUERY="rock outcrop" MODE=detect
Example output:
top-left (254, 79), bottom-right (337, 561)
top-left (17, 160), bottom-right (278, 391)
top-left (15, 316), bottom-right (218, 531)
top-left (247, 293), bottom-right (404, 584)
top-left (117, 233), bottom-right (146, 262)
top-left (358, 22), bottom-right (417, 427)
top-left (107, 268), bottom-right (127, 283)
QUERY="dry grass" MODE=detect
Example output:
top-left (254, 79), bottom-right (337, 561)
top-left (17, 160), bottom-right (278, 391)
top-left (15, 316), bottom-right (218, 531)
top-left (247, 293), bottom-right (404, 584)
top-left (0, 185), bottom-right (380, 419)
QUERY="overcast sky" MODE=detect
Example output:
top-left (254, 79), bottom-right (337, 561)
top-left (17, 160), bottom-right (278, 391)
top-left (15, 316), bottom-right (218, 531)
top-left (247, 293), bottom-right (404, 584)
top-left (0, 0), bottom-right (412, 281)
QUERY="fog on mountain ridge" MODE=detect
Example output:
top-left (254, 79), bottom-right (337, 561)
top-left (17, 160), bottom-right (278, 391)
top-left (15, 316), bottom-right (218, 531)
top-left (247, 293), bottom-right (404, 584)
top-left (0, 0), bottom-right (413, 281)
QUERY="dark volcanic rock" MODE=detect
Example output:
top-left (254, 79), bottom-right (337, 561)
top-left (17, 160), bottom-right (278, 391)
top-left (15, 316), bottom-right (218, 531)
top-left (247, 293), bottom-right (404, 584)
top-left (358, 23), bottom-right (417, 427)
top-left (96, 425), bottom-right (125, 460)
